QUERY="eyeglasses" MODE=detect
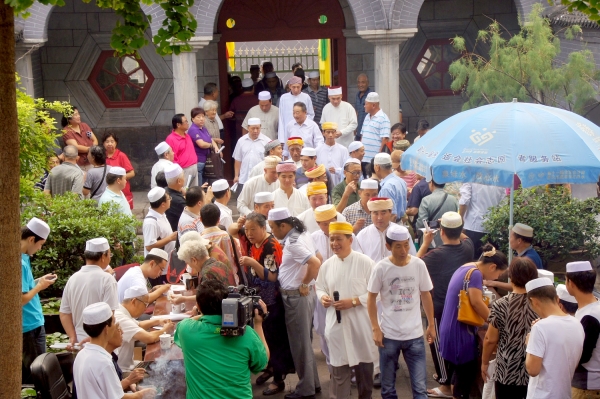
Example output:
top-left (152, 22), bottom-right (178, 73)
top-left (346, 171), bottom-right (362, 176)
top-left (137, 298), bottom-right (149, 308)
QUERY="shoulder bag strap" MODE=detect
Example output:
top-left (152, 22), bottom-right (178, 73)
top-left (429, 192), bottom-right (448, 222)
top-left (90, 165), bottom-right (108, 198)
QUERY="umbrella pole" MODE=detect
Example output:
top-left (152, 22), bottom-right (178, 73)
top-left (508, 185), bottom-right (514, 263)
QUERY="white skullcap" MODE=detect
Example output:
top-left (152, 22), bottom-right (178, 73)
top-left (258, 91), bottom-right (271, 101)
top-left (212, 179), bottom-right (229, 192)
top-left (248, 117), bottom-right (261, 126)
top-left (242, 78), bottom-right (254, 88)
top-left (360, 179), bottom-right (378, 190)
top-left (328, 86), bottom-right (342, 96)
top-left (348, 141), bottom-right (364, 153)
top-left (85, 237), bottom-right (109, 252)
top-left (148, 187), bottom-right (166, 202)
top-left (374, 153), bottom-right (392, 165)
top-left (386, 224), bottom-right (410, 241)
top-left (344, 157), bottom-right (361, 166)
top-left (109, 166), bottom-right (126, 176)
top-left (441, 212), bottom-right (462, 228)
top-left (538, 269), bottom-right (554, 280)
top-left (148, 248), bottom-right (169, 261)
top-left (155, 142), bottom-right (171, 156)
top-left (82, 302), bottom-right (113, 325)
top-left (268, 207), bottom-right (291, 221)
top-left (124, 285), bottom-right (149, 300)
top-left (512, 223), bottom-right (533, 238)
top-left (164, 164), bottom-right (183, 179)
top-left (567, 261), bottom-right (593, 273)
top-left (366, 92), bottom-right (380, 102)
top-left (301, 147), bottom-right (317, 156)
top-left (556, 284), bottom-right (577, 304)
top-left (27, 217), bottom-right (50, 240)
top-left (255, 191), bottom-right (275, 204)
top-left (526, 277), bottom-right (553, 292)
top-left (265, 72), bottom-right (277, 78)
top-left (308, 71), bottom-right (320, 79)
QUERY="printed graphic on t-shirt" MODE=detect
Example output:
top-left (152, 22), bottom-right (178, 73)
top-left (389, 276), bottom-right (416, 311)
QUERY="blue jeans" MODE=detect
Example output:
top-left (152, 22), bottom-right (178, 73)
top-left (197, 162), bottom-right (205, 186)
top-left (379, 336), bottom-right (428, 399)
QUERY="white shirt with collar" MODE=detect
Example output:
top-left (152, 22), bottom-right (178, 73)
top-left (278, 92), bottom-right (315, 146)
top-left (232, 133), bottom-right (271, 184)
top-left (283, 118), bottom-right (324, 156)
top-left (459, 183), bottom-right (506, 233)
top-left (142, 208), bottom-right (176, 258)
top-left (115, 305), bottom-right (144, 371)
top-left (73, 343), bottom-right (123, 399)
top-left (150, 158), bottom-right (173, 188)
top-left (278, 230), bottom-right (317, 290)
top-left (215, 201), bottom-right (233, 230)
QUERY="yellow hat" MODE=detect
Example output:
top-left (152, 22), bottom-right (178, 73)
top-left (305, 164), bottom-right (326, 179)
top-left (287, 136), bottom-right (304, 147)
top-left (264, 155), bottom-right (282, 169)
top-left (329, 221), bottom-right (353, 235)
top-left (322, 122), bottom-right (338, 131)
top-left (367, 197), bottom-right (394, 211)
top-left (314, 204), bottom-right (338, 222)
top-left (307, 181), bottom-right (328, 196)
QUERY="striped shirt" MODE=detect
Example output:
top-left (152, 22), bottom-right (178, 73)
top-left (303, 86), bottom-right (329, 126)
top-left (341, 200), bottom-right (372, 233)
top-left (360, 109), bottom-right (390, 162)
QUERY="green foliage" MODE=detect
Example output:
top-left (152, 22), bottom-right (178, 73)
top-left (20, 192), bottom-right (141, 297)
top-left (41, 298), bottom-right (61, 315)
top-left (21, 388), bottom-right (37, 399)
top-left (45, 332), bottom-right (69, 353)
top-left (559, 0), bottom-right (600, 23)
top-left (483, 186), bottom-right (600, 264)
top-left (449, 4), bottom-right (599, 114)
top-left (152, 0), bottom-right (198, 55)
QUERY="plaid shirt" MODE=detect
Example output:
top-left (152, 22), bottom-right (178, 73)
top-left (303, 86), bottom-right (329, 125)
top-left (341, 200), bottom-right (372, 233)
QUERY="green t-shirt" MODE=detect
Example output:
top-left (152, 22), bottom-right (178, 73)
top-left (332, 179), bottom-right (360, 207)
top-left (174, 315), bottom-right (268, 399)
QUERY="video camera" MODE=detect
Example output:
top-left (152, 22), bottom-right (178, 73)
top-left (221, 285), bottom-right (264, 337)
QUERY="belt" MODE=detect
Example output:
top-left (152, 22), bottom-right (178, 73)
top-left (279, 288), bottom-right (301, 296)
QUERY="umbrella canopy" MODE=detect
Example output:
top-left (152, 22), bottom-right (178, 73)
top-left (401, 100), bottom-right (600, 188)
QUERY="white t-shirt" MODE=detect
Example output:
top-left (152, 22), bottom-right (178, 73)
top-left (73, 343), bottom-right (123, 399)
top-left (142, 209), bottom-right (175, 274)
top-left (574, 302), bottom-right (600, 390)
top-left (526, 315), bottom-right (584, 399)
top-left (367, 256), bottom-right (433, 341)
top-left (117, 266), bottom-right (148, 303)
top-left (278, 230), bottom-right (317, 290)
top-left (115, 305), bottom-right (143, 371)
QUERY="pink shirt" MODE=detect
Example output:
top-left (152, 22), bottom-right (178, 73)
top-left (165, 130), bottom-right (198, 169)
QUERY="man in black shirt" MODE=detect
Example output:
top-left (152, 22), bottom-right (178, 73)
top-left (418, 211), bottom-right (474, 397)
top-left (164, 164), bottom-right (187, 232)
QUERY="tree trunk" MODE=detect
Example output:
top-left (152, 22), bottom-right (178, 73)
top-left (0, 3), bottom-right (22, 398)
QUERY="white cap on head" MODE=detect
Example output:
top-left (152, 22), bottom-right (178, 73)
top-left (512, 223), bottom-right (534, 238)
top-left (566, 261), bottom-right (593, 273)
top-left (538, 269), bottom-right (554, 280)
top-left (265, 72), bottom-right (277, 78)
top-left (344, 157), bottom-right (361, 166)
top-left (86, 237), bottom-right (109, 252)
top-left (366, 92), bottom-right (380, 102)
top-left (386, 224), bottom-right (410, 241)
top-left (164, 164), bottom-right (183, 179)
top-left (556, 284), bottom-right (577, 304)
top-left (268, 207), bottom-right (291, 221)
top-left (301, 147), bottom-right (317, 156)
top-left (348, 141), bottom-right (364, 153)
top-left (83, 302), bottom-right (113, 325)
top-left (148, 248), bottom-right (169, 261)
top-left (242, 78), bottom-right (254, 88)
top-left (109, 166), bottom-right (126, 176)
top-left (308, 71), bottom-right (320, 79)
top-left (148, 187), bottom-right (166, 202)
top-left (441, 211), bottom-right (462, 228)
top-left (124, 285), bottom-right (149, 300)
top-left (255, 191), bottom-right (274, 203)
top-left (328, 86), bottom-right (342, 96)
top-left (374, 153), bottom-right (392, 165)
top-left (258, 91), bottom-right (272, 101)
top-left (212, 179), bottom-right (229, 192)
top-left (27, 217), bottom-right (50, 240)
top-left (360, 179), bottom-right (378, 190)
top-left (525, 277), bottom-right (553, 293)
top-left (155, 142), bottom-right (171, 156)
top-left (248, 117), bottom-right (261, 126)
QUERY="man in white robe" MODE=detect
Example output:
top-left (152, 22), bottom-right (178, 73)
top-left (248, 140), bottom-right (283, 179)
top-left (316, 122), bottom-right (349, 187)
top-left (232, 117), bottom-right (271, 189)
top-left (237, 155), bottom-right (281, 216)
top-left (298, 182), bottom-right (343, 233)
top-left (150, 142), bottom-right (173, 188)
top-left (272, 161), bottom-right (310, 216)
top-left (316, 221), bottom-right (377, 399)
top-left (278, 76), bottom-right (315, 155)
top-left (319, 86), bottom-right (358, 148)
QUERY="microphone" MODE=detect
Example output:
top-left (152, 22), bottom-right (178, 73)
top-left (333, 291), bottom-right (341, 323)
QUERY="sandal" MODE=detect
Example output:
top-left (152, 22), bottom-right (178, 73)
top-left (256, 370), bottom-right (273, 386)
top-left (263, 381), bottom-right (285, 396)
top-left (428, 387), bottom-right (452, 398)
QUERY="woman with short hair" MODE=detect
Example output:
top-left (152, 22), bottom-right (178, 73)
top-left (189, 107), bottom-right (218, 186)
top-left (102, 132), bottom-right (135, 209)
top-left (203, 100), bottom-right (223, 148)
top-left (62, 107), bottom-right (98, 171)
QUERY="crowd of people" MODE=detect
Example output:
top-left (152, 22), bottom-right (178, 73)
top-left (21, 62), bottom-right (600, 399)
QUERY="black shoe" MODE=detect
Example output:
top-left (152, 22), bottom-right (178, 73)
top-left (256, 370), bottom-right (273, 386)
top-left (315, 386), bottom-right (321, 393)
top-left (263, 382), bottom-right (285, 396)
top-left (373, 373), bottom-right (381, 388)
top-left (284, 393), bottom-right (316, 399)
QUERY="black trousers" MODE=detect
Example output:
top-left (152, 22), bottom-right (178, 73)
top-left (23, 325), bottom-right (46, 384)
top-left (495, 381), bottom-right (528, 399)
top-left (464, 229), bottom-right (487, 260)
top-left (446, 359), bottom-right (479, 399)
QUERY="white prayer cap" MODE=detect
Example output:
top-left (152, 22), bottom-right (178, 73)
top-left (27, 217), bottom-right (50, 240)
top-left (344, 157), bottom-right (361, 166)
top-left (348, 141), bottom-right (364, 153)
top-left (538, 269), bottom-right (554, 280)
top-left (526, 277), bottom-right (553, 292)
top-left (85, 237), bottom-right (109, 252)
top-left (512, 223), bottom-right (533, 238)
top-left (255, 191), bottom-right (274, 204)
top-left (566, 261), bottom-right (593, 273)
top-left (164, 163), bottom-right (183, 179)
top-left (301, 147), bottom-right (317, 156)
top-left (386, 224), bottom-right (410, 241)
top-left (82, 302), bottom-right (113, 325)
top-left (374, 153), bottom-right (392, 165)
top-left (328, 86), bottom-right (342, 96)
top-left (308, 71), bottom-right (320, 79)
top-left (155, 142), bottom-right (171, 156)
top-left (148, 187), bottom-right (166, 202)
top-left (556, 284), bottom-right (577, 304)
top-left (148, 248), bottom-right (169, 261)
top-left (212, 179), bottom-right (229, 192)
top-left (365, 92), bottom-right (380, 102)
top-left (360, 179), bottom-right (378, 190)
top-left (109, 166), bottom-right (126, 176)
top-left (268, 207), bottom-right (291, 221)
top-left (441, 212), bottom-right (462, 228)
top-left (248, 117), bottom-right (261, 126)
top-left (258, 91), bottom-right (271, 101)
top-left (123, 285), bottom-right (149, 300)
top-left (242, 78), bottom-right (254, 88)
top-left (265, 72), bottom-right (277, 78)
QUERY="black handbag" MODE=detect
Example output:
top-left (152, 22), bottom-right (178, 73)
top-left (203, 147), bottom-right (224, 180)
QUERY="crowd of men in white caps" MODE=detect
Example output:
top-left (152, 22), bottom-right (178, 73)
top-left (20, 71), bottom-right (600, 399)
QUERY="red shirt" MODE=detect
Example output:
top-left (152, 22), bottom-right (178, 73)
top-left (106, 149), bottom-right (134, 209)
top-left (165, 130), bottom-right (198, 168)
top-left (62, 122), bottom-right (94, 167)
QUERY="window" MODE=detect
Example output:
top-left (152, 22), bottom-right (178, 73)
top-left (89, 51), bottom-right (154, 108)
top-left (412, 39), bottom-right (461, 96)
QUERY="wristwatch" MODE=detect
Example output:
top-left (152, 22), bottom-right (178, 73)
top-left (352, 298), bottom-right (357, 307)
top-left (300, 283), bottom-right (309, 289)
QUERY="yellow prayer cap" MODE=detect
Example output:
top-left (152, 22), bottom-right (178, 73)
top-left (264, 155), bottom-right (282, 169)
top-left (329, 221), bottom-right (353, 235)
top-left (305, 164), bottom-right (326, 178)
top-left (314, 204), bottom-right (338, 222)
top-left (287, 136), bottom-right (304, 147)
top-left (322, 122), bottom-right (338, 131)
top-left (367, 197), bottom-right (394, 211)
top-left (307, 182), bottom-right (328, 196)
